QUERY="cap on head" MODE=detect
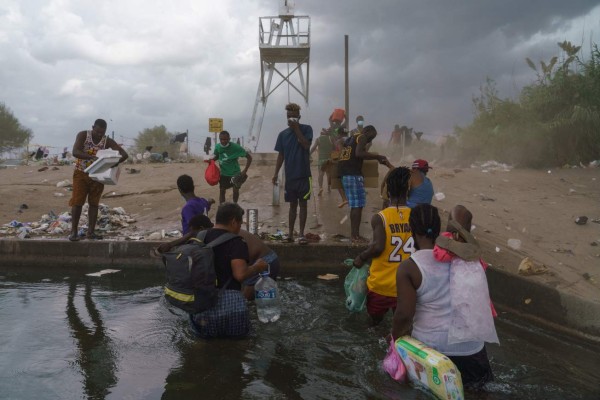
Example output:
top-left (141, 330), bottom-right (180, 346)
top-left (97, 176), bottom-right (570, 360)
top-left (411, 159), bottom-right (430, 173)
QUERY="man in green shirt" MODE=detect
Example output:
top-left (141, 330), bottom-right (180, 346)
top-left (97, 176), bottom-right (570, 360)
top-left (213, 131), bottom-right (253, 204)
top-left (310, 128), bottom-right (334, 196)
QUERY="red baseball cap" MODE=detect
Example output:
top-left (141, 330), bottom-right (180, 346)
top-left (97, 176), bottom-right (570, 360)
top-left (411, 159), bottom-right (431, 172)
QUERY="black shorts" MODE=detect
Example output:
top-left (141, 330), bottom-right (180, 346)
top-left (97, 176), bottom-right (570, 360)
top-left (219, 175), bottom-right (234, 190)
top-left (284, 177), bottom-right (311, 202)
top-left (449, 346), bottom-right (494, 389)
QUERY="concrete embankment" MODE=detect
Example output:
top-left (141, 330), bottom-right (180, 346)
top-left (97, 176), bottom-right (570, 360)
top-left (1, 238), bottom-right (599, 342)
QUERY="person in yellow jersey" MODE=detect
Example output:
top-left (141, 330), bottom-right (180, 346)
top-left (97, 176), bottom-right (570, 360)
top-left (353, 167), bottom-right (414, 325)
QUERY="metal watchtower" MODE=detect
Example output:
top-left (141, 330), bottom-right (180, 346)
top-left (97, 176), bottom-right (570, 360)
top-left (247, 0), bottom-right (311, 152)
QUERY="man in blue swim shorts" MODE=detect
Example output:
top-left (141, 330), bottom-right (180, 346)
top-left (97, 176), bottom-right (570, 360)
top-left (338, 125), bottom-right (389, 243)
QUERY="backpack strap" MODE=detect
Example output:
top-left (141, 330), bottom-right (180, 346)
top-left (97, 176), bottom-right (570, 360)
top-left (194, 229), bottom-right (239, 290)
top-left (193, 229), bottom-right (239, 248)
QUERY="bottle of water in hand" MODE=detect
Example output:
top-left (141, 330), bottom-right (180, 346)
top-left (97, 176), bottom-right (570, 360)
top-left (255, 272), bottom-right (281, 323)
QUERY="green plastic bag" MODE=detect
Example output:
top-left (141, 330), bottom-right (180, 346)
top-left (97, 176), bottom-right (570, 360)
top-left (343, 259), bottom-right (369, 312)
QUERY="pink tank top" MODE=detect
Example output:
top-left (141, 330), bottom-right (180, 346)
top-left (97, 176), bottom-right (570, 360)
top-left (75, 131), bottom-right (107, 172)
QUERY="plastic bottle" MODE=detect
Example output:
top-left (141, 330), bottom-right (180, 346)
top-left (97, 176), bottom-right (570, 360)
top-left (255, 272), bottom-right (281, 323)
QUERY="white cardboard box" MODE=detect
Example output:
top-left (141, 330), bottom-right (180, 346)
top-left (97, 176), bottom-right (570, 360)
top-left (84, 149), bottom-right (121, 185)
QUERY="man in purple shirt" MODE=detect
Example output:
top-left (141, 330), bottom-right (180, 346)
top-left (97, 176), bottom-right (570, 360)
top-left (177, 174), bottom-right (215, 234)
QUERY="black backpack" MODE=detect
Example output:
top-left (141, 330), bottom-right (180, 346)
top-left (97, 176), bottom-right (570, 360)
top-left (162, 230), bottom-right (238, 314)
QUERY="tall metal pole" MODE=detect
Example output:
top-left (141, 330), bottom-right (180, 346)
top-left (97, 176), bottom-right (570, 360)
top-left (344, 34), bottom-right (349, 130)
top-left (186, 129), bottom-right (189, 159)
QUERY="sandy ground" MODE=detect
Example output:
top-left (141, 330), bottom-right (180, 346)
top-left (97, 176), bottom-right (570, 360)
top-left (1, 157), bottom-right (599, 303)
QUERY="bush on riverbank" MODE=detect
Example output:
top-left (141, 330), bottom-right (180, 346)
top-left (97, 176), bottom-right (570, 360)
top-left (454, 42), bottom-right (600, 168)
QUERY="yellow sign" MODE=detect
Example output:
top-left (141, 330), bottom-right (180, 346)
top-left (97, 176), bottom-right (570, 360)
top-left (208, 118), bottom-right (223, 133)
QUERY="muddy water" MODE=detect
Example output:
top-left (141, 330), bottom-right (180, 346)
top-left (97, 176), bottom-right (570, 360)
top-left (0, 268), bottom-right (598, 400)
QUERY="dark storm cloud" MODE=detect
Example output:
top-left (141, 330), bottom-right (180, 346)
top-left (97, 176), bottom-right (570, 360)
top-left (0, 0), bottom-right (598, 152)
top-left (273, 0), bottom-right (600, 143)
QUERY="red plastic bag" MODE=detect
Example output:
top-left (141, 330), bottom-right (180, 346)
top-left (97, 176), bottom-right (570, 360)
top-left (205, 160), bottom-right (220, 186)
top-left (382, 336), bottom-right (406, 382)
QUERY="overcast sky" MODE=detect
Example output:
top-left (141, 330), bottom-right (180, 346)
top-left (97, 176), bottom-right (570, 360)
top-left (1, 0), bottom-right (599, 154)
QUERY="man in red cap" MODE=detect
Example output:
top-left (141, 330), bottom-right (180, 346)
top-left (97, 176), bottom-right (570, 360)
top-left (407, 159), bottom-right (434, 208)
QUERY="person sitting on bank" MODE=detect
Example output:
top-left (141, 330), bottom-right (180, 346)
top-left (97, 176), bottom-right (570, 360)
top-left (190, 203), bottom-right (268, 339)
top-left (407, 159), bottom-right (434, 208)
top-left (177, 174), bottom-right (215, 235)
top-left (213, 130), bottom-right (252, 204)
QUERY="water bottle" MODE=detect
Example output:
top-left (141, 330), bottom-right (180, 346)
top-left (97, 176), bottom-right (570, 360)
top-left (255, 272), bottom-right (281, 323)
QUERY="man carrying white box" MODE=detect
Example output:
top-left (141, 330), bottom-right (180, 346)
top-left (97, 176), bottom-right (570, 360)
top-left (68, 119), bottom-right (128, 241)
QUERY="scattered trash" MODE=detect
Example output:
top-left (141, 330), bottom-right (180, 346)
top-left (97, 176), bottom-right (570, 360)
top-left (495, 247), bottom-right (500, 253)
top-left (518, 257), bottom-right (548, 276)
top-left (5, 220), bottom-right (23, 228)
top-left (552, 248), bottom-right (574, 255)
top-left (38, 167), bottom-right (48, 172)
top-left (86, 269), bottom-right (121, 277)
top-left (112, 207), bottom-right (126, 215)
top-left (317, 274), bottom-right (339, 280)
top-left (56, 180), bottom-right (72, 188)
top-left (126, 235), bottom-right (144, 240)
top-left (1, 204), bottom-right (137, 239)
top-left (340, 215), bottom-right (348, 224)
top-left (568, 188), bottom-right (576, 195)
top-left (471, 161), bottom-right (512, 172)
top-left (147, 231), bottom-right (163, 240)
top-left (507, 238), bottom-right (522, 250)
top-left (126, 168), bottom-right (141, 174)
top-left (19, 204), bottom-right (28, 210)
top-left (547, 170), bottom-right (552, 174)
top-left (53, 192), bottom-right (65, 197)
top-left (434, 192), bottom-right (445, 201)
top-left (575, 216), bottom-right (588, 225)
top-left (479, 194), bottom-right (495, 201)
top-left (304, 232), bottom-right (321, 242)
top-left (524, 298), bottom-right (532, 305)
top-left (592, 218), bottom-right (600, 224)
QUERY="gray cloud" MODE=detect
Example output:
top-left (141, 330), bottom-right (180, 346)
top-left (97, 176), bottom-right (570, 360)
top-left (0, 0), bottom-right (598, 153)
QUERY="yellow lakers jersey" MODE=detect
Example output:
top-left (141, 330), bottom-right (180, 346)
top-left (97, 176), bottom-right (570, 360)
top-left (367, 206), bottom-right (414, 297)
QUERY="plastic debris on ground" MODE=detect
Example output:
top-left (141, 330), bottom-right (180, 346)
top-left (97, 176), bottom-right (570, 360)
top-left (1, 203), bottom-right (139, 239)
top-left (86, 269), bottom-right (121, 277)
top-left (317, 273), bottom-right (339, 280)
top-left (471, 160), bottom-right (512, 172)
top-left (518, 257), bottom-right (549, 276)
top-left (507, 238), bottom-right (522, 250)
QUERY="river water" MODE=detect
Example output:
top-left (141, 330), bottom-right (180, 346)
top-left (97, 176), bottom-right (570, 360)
top-left (0, 268), bottom-right (598, 400)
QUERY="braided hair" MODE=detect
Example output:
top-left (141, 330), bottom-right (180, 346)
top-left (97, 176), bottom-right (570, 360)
top-left (386, 167), bottom-right (411, 204)
top-left (409, 204), bottom-right (441, 241)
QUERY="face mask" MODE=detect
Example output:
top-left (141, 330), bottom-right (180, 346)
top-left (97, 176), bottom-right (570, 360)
top-left (358, 121), bottom-right (364, 126)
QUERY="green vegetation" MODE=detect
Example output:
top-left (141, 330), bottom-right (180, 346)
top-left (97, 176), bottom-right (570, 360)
top-left (0, 103), bottom-right (33, 153)
top-left (453, 41), bottom-right (600, 168)
top-left (133, 125), bottom-right (183, 157)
